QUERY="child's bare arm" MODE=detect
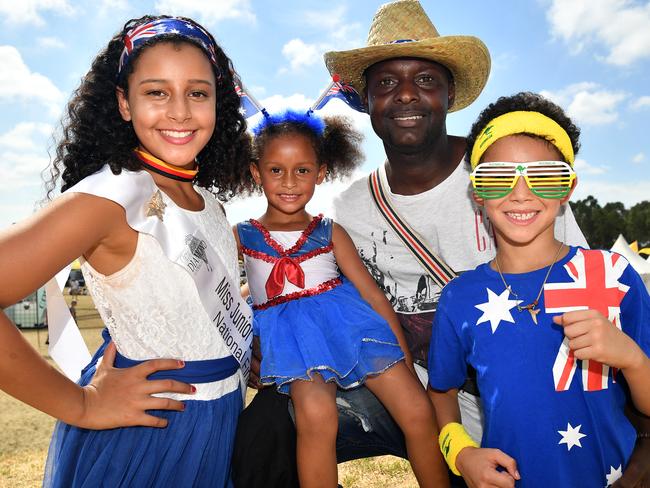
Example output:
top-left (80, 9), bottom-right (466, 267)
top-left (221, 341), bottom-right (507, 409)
top-left (0, 194), bottom-right (192, 428)
top-left (427, 386), bottom-right (461, 427)
top-left (428, 386), bottom-right (519, 487)
top-left (331, 223), bottom-right (413, 366)
top-left (555, 309), bottom-right (650, 415)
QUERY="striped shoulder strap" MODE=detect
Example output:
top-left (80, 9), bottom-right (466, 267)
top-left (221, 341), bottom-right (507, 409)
top-left (367, 169), bottom-right (457, 288)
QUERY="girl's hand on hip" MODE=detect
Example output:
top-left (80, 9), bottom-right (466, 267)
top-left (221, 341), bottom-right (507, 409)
top-left (78, 341), bottom-right (194, 429)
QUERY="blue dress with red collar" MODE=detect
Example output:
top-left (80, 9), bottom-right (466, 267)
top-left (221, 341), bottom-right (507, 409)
top-left (237, 215), bottom-right (404, 394)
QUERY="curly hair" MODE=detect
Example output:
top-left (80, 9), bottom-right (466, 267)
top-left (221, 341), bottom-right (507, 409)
top-left (249, 110), bottom-right (363, 189)
top-left (466, 92), bottom-right (581, 165)
top-left (45, 15), bottom-right (251, 201)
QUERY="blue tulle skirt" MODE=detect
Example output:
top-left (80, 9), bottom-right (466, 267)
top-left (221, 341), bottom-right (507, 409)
top-left (43, 338), bottom-right (242, 488)
top-left (256, 278), bottom-right (404, 394)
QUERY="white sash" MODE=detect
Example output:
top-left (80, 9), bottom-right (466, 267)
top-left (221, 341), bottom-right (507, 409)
top-left (51, 166), bottom-right (252, 383)
top-left (45, 266), bottom-right (91, 381)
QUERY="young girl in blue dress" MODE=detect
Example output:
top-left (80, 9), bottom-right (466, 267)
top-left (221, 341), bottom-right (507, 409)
top-left (235, 110), bottom-right (449, 487)
top-left (428, 92), bottom-right (650, 487)
top-left (0, 15), bottom-right (251, 487)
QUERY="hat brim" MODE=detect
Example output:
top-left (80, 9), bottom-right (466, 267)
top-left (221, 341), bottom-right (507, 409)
top-left (324, 36), bottom-right (490, 112)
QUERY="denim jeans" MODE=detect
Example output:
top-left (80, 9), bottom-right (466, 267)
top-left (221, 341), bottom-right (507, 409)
top-left (336, 385), bottom-right (407, 461)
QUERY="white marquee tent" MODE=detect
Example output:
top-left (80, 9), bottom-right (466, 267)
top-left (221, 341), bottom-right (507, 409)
top-left (611, 234), bottom-right (650, 292)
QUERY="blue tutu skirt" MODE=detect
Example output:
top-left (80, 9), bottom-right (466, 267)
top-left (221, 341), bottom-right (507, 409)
top-left (256, 278), bottom-right (404, 394)
top-left (43, 335), bottom-right (242, 488)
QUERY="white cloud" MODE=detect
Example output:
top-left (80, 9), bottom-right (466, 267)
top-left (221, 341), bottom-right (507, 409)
top-left (632, 152), bottom-right (645, 163)
top-left (99, 0), bottom-right (128, 12)
top-left (630, 96), bottom-right (650, 110)
top-left (279, 6), bottom-right (363, 74)
top-left (0, 45), bottom-right (64, 116)
top-left (546, 0), bottom-right (650, 66)
top-left (0, 0), bottom-right (75, 26)
top-left (540, 82), bottom-right (626, 125)
top-left (574, 158), bottom-right (607, 175)
top-left (0, 122), bottom-right (53, 151)
top-left (300, 5), bottom-right (362, 43)
top-left (154, 0), bottom-right (255, 25)
top-left (37, 36), bottom-right (65, 49)
top-left (282, 39), bottom-right (322, 71)
top-left (0, 151), bottom-right (50, 189)
top-left (96, 0), bottom-right (128, 17)
top-left (0, 124), bottom-right (53, 195)
top-left (258, 93), bottom-right (314, 114)
top-left (568, 90), bottom-right (625, 125)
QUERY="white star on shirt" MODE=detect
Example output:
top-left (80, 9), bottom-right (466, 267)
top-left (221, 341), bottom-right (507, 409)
top-left (605, 465), bottom-right (622, 486)
top-left (558, 422), bottom-right (586, 451)
top-left (475, 287), bottom-right (521, 333)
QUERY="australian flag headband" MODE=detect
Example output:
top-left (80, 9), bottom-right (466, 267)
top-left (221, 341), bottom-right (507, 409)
top-left (118, 17), bottom-right (220, 80)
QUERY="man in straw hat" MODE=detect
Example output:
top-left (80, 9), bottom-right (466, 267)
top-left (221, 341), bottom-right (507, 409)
top-left (232, 1), bottom-right (648, 486)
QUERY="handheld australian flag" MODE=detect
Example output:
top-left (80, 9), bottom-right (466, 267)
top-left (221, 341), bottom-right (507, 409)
top-left (310, 74), bottom-right (367, 113)
top-left (232, 72), bottom-right (265, 119)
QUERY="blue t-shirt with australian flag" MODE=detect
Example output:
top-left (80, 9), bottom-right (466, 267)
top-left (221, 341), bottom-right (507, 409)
top-left (428, 246), bottom-right (650, 487)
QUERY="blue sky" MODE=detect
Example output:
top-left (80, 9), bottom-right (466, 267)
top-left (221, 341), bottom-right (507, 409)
top-left (0, 0), bottom-right (649, 229)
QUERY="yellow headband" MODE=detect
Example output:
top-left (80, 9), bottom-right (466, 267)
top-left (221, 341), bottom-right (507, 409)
top-left (470, 111), bottom-right (575, 169)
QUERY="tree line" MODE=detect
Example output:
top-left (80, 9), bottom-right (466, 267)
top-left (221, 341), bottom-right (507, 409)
top-left (570, 197), bottom-right (650, 249)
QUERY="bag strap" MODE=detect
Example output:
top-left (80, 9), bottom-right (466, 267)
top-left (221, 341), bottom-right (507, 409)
top-left (367, 169), bottom-right (457, 288)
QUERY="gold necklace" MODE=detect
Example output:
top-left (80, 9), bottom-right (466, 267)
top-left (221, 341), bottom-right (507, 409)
top-left (494, 242), bottom-right (565, 325)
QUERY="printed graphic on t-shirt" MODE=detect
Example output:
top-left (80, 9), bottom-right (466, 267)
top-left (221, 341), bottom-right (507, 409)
top-left (357, 229), bottom-right (443, 313)
top-left (356, 228), bottom-right (442, 365)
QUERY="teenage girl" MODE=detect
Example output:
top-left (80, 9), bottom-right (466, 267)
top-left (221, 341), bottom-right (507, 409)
top-left (428, 92), bottom-right (650, 487)
top-left (0, 15), bottom-right (250, 487)
top-left (234, 110), bottom-right (449, 488)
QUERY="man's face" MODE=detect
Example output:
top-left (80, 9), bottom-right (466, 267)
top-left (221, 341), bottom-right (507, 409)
top-left (364, 58), bottom-right (454, 152)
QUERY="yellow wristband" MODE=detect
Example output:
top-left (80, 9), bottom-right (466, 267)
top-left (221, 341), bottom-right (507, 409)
top-left (438, 422), bottom-right (479, 476)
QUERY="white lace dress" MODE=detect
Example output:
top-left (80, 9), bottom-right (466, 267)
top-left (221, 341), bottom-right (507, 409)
top-left (81, 187), bottom-right (241, 400)
top-left (45, 186), bottom-right (242, 488)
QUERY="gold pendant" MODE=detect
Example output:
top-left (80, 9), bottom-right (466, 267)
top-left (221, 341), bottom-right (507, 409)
top-left (145, 190), bottom-right (166, 221)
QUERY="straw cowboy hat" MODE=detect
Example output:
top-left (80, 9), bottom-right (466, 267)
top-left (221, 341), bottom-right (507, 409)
top-left (324, 0), bottom-right (490, 112)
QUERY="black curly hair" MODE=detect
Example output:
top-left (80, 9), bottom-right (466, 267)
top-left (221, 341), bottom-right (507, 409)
top-left (249, 112), bottom-right (363, 190)
top-left (45, 14), bottom-right (250, 201)
top-left (466, 92), bottom-right (581, 165)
